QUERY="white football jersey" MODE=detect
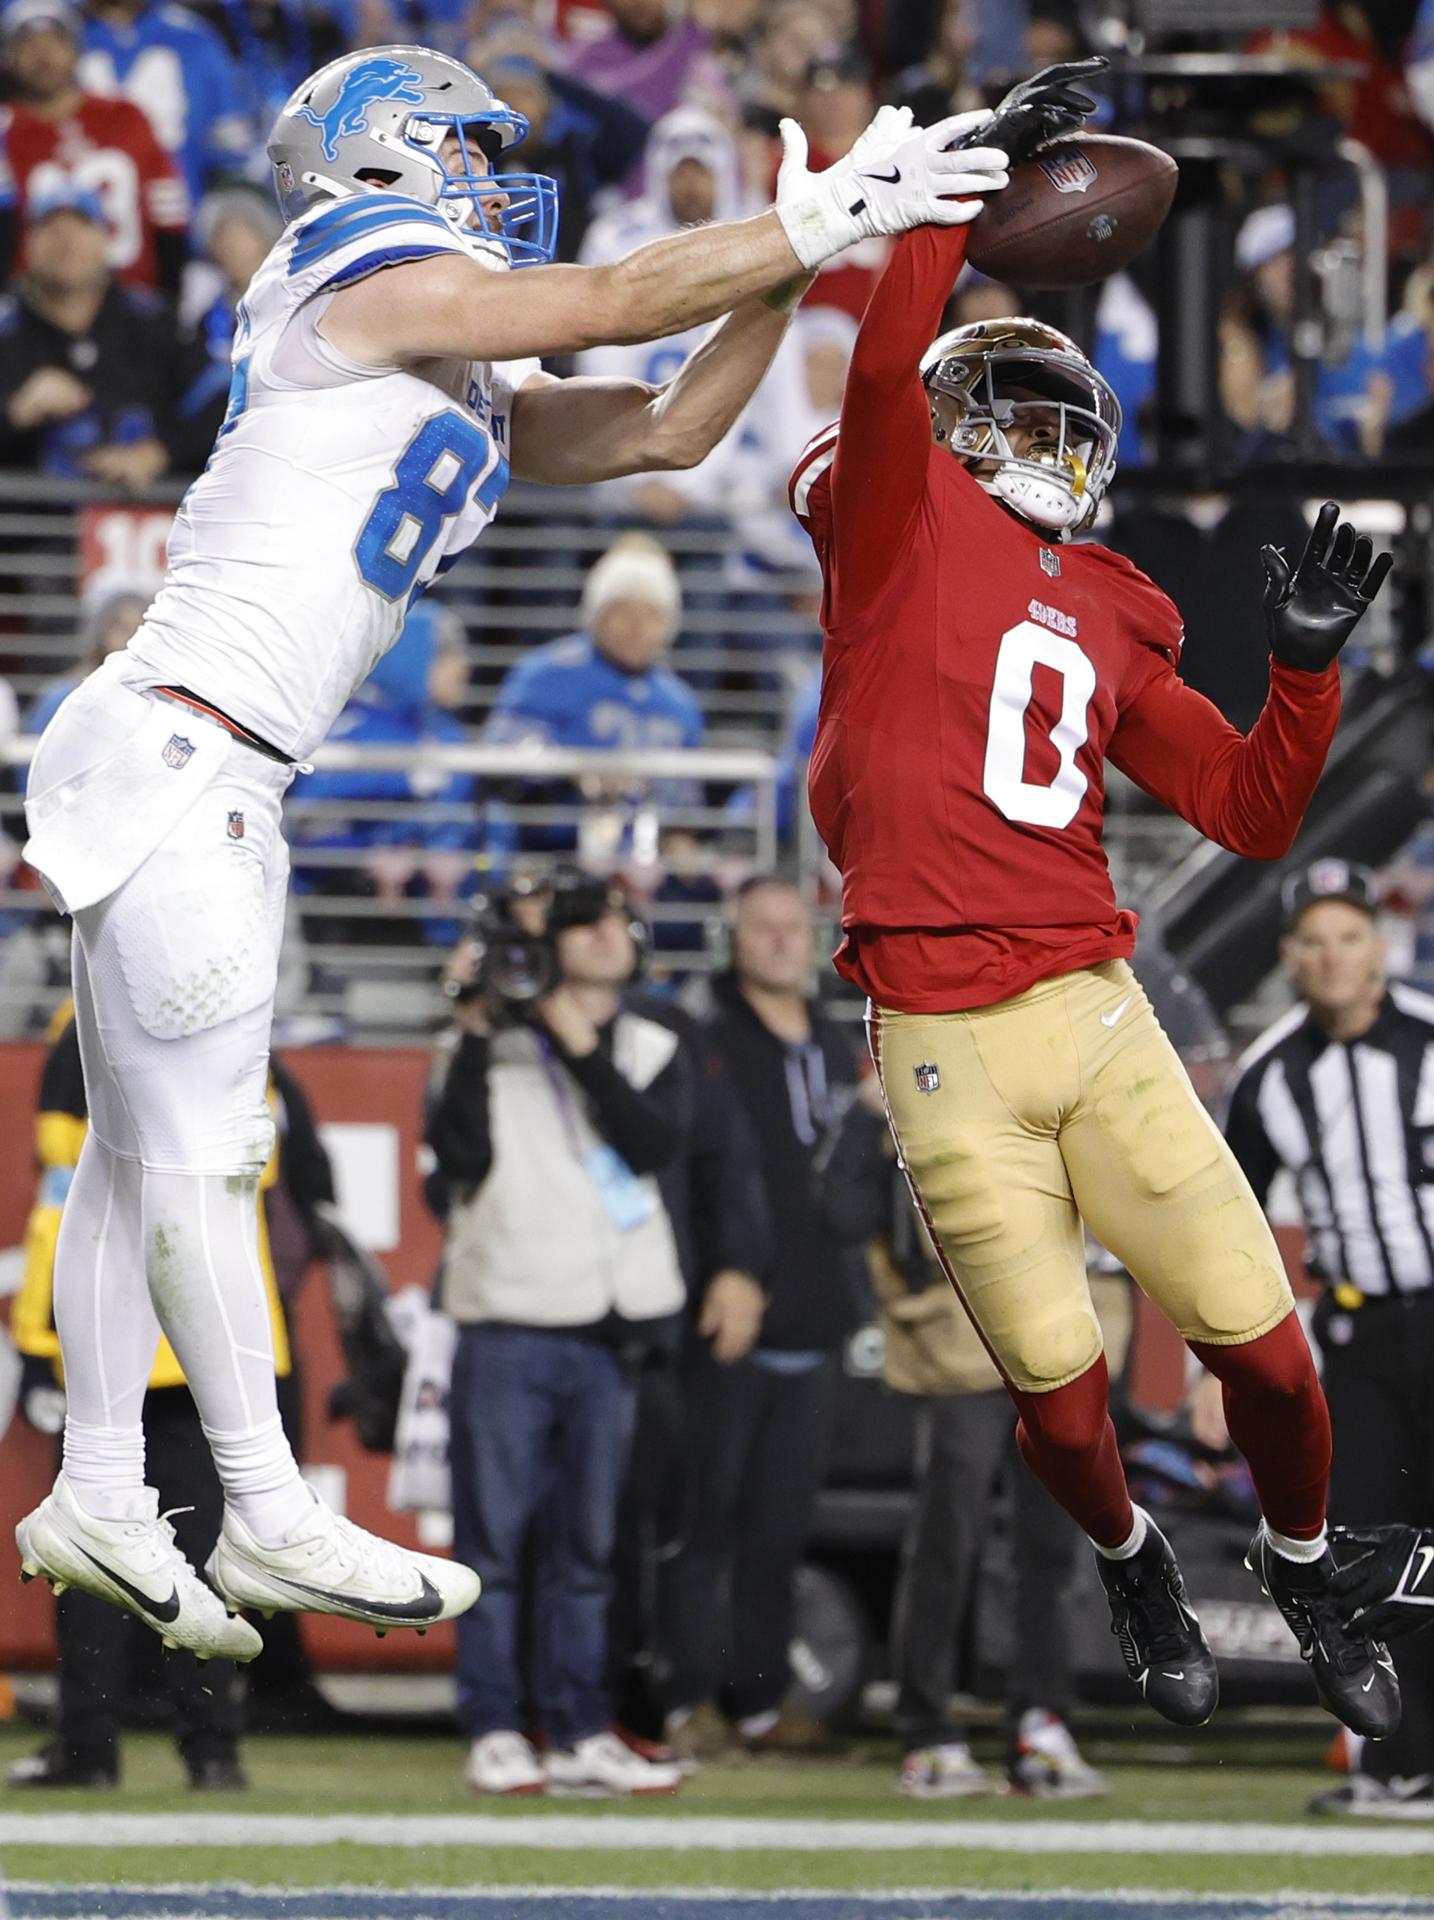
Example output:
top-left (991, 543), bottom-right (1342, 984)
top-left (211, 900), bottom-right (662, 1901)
top-left (129, 192), bottom-right (538, 759)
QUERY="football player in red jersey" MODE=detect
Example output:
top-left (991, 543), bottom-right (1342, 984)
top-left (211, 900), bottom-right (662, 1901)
top-left (790, 62), bottom-right (1398, 1738)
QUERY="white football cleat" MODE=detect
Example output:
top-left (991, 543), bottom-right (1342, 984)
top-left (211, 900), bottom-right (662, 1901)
top-left (545, 1730), bottom-right (681, 1796)
top-left (16, 1474), bottom-right (262, 1663)
top-left (466, 1730), bottom-right (546, 1796)
top-left (205, 1492), bottom-right (480, 1631)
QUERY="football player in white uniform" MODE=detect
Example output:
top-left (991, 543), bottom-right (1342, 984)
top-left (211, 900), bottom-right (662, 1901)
top-left (14, 47), bottom-right (1010, 1660)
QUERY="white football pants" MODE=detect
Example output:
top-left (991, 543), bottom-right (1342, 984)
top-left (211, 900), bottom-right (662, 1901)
top-left (47, 690), bottom-right (305, 1519)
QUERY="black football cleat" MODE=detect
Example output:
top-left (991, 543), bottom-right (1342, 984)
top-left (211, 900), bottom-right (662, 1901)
top-left (1246, 1526), bottom-right (1401, 1741)
top-left (1095, 1512), bottom-right (1219, 1727)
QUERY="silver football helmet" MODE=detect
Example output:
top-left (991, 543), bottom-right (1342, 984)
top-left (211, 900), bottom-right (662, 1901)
top-left (920, 318), bottom-right (1121, 534)
top-left (267, 45), bottom-right (558, 267)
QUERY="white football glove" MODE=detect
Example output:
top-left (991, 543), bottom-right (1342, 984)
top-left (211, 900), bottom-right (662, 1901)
top-left (775, 108), bottom-right (1008, 270)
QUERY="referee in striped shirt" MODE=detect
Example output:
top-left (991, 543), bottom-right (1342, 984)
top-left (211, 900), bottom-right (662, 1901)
top-left (1223, 858), bottom-right (1434, 1817)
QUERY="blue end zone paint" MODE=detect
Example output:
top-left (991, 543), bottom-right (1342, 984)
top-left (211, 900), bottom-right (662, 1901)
top-left (9, 1894), bottom-right (1434, 1920)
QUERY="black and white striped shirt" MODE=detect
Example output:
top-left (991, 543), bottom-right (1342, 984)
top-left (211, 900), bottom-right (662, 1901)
top-left (1225, 984), bottom-right (1434, 1296)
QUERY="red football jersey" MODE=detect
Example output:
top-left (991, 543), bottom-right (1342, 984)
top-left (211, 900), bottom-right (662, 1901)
top-left (791, 225), bottom-right (1342, 1014)
top-left (3, 95), bottom-right (189, 289)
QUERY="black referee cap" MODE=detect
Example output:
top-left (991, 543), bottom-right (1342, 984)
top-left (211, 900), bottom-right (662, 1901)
top-left (1281, 858), bottom-right (1377, 929)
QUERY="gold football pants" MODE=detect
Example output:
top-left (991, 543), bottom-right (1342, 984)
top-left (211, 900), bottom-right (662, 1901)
top-left (871, 960), bottom-right (1293, 1394)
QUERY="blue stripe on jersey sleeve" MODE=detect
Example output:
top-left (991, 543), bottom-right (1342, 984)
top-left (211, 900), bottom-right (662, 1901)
top-left (321, 242), bottom-right (455, 290)
top-left (289, 197), bottom-right (450, 274)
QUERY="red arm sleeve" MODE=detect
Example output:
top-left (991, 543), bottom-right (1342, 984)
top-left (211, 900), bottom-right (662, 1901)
top-left (1107, 659), bottom-right (1341, 860)
top-left (827, 224), bottom-right (968, 626)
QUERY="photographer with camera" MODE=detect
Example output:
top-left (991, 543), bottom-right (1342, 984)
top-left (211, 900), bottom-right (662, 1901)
top-left (426, 867), bottom-right (691, 1798)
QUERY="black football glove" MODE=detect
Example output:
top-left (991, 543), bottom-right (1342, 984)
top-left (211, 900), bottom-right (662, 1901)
top-left (1329, 1524), bottom-right (1434, 1642)
top-left (952, 56), bottom-right (1108, 165)
top-left (1261, 501), bottom-right (1393, 674)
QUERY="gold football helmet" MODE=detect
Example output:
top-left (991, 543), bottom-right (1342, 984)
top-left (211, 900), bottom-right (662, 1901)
top-left (920, 318), bottom-right (1121, 535)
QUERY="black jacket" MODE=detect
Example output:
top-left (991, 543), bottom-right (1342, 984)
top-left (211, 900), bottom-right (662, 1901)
top-left (0, 279), bottom-right (224, 477)
top-left (626, 991), bottom-right (772, 1297)
top-left (702, 973), bottom-right (870, 1351)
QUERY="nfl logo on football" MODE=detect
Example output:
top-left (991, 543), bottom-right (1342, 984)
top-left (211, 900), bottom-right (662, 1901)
top-left (914, 1061), bottom-right (941, 1095)
top-left (161, 733), bottom-right (195, 770)
top-left (1038, 147), bottom-right (1098, 195)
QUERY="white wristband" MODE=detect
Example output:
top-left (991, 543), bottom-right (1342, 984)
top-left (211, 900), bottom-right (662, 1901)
top-left (775, 178), bottom-right (863, 271)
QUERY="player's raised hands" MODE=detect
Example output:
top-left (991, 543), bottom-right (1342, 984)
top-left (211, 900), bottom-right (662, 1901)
top-left (963, 55), bottom-right (1109, 165)
top-left (1329, 1524), bottom-right (1434, 1641)
top-left (775, 110), bottom-right (1008, 269)
top-left (1261, 501), bottom-right (1394, 673)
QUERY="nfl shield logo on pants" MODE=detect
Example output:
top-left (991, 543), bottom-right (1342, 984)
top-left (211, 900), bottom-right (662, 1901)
top-left (914, 1061), bottom-right (941, 1095)
top-left (161, 733), bottom-right (195, 770)
top-left (227, 811), bottom-right (245, 841)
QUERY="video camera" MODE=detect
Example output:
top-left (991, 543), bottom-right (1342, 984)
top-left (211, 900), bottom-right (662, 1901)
top-left (448, 868), bottom-right (641, 1013)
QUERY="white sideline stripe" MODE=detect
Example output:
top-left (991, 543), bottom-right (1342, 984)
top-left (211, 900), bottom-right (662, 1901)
top-left (10, 1891), bottom-right (1434, 1911)
top-left (0, 1814), bottom-right (1431, 1857)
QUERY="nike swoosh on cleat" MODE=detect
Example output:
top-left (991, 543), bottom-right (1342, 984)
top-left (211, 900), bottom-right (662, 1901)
top-left (257, 1570), bottom-right (447, 1623)
top-left (1162, 1672), bottom-right (1185, 1680)
top-left (1361, 1675), bottom-right (1376, 1691)
top-left (1100, 995), bottom-right (1133, 1028)
top-left (77, 1547), bottom-right (180, 1624)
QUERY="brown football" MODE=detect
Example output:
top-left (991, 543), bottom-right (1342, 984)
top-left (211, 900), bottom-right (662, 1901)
top-left (964, 132), bottom-right (1178, 289)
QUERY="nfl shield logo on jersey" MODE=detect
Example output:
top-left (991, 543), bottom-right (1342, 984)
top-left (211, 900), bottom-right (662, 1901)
top-left (161, 733), bottom-right (196, 770)
top-left (1038, 146), bottom-right (1098, 195)
top-left (914, 1061), bottom-right (941, 1095)
top-left (227, 811), bottom-right (245, 841)
top-left (1039, 547), bottom-right (1061, 577)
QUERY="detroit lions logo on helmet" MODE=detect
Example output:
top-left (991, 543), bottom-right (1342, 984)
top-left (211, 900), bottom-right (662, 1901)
top-left (294, 57), bottom-right (426, 163)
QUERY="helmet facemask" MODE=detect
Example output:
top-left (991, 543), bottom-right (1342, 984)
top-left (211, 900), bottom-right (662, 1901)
top-left (404, 113), bottom-right (558, 267)
top-left (923, 328), bottom-right (1121, 535)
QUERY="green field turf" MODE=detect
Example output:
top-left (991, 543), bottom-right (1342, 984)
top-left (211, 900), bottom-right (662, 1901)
top-left (1, 1724), bottom-right (1429, 1901)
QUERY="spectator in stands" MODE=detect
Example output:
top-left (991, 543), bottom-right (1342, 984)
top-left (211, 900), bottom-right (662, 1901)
top-left (1222, 203), bottom-right (1427, 461)
top-left (5, 1003), bottom-right (320, 1790)
top-left (23, 567), bottom-right (153, 735)
top-left (662, 875), bottom-right (867, 1762)
top-left (0, 0), bottom-right (189, 297)
top-left (461, 47), bottom-right (650, 261)
top-left (783, 50), bottom-right (889, 321)
top-left (0, 185), bottom-right (222, 484)
top-left (567, 0), bottom-right (731, 133)
top-left (77, 0), bottom-right (254, 207)
top-left (200, 0), bottom-right (347, 128)
top-left (427, 867), bottom-right (689, 1796)
top-left (742, 1), bottom-right (840, 118)
top-left (290, 600), bottom-right (479, 949)
top-left (179, 184), bottom-right (284, 395)
top-left (816, 1068), bottom-right (1114, 1801)
top-left (728, 302), bottom-right (857, 591)
top-left (579, 106), bottom-right (752, 525)
top-left (482, 535), bottom-right (703, 862)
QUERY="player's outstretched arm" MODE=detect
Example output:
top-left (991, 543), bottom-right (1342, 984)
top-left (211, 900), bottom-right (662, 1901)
top-left (510, 286), bottom-right (809, 485)
top-left (321, 115), bottom-right (1008, 369)
top-left (1331, 1525), bottom-right (1434, 1640)
top-left (1109, 504), bottom-right (1391, 858)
